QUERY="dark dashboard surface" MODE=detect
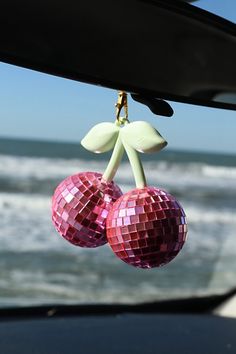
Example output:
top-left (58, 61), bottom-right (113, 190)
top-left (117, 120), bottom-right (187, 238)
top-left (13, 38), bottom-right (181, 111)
top-left (0, 292), bottom-right (235, 354)
top-left (0, 313), bottom-right (234, 354)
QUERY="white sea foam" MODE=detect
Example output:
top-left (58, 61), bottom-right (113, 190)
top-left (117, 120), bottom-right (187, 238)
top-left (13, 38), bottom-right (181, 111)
top-left (143, 161), bottom-right (236, 189)
top-left (0, 154), bottom-right (106, 179)
top-left (0, 192), bottom-right (61, 251)
top-left (202, 165), bottom-right (236, 179)
top-left (186, 204), bottom-right (236, 224)
top-left (115, 160), bottom-right (236, 192)
top-left (0, 190), bottom-right (234, 253)
top-left (0, 154), bottom-right (236, 189)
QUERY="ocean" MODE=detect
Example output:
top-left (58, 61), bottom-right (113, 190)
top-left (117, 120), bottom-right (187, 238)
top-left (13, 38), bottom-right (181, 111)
top-left (0, 137), bottom-right (235, 307)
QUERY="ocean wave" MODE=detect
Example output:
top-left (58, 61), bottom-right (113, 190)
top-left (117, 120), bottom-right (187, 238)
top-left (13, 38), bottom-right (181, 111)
top-left (0, 154), bottom-right (106, 179)
top-left (0, 266), bottom-right (229, 306)
top-left (0, 189), bottom-right (235, 306)
top-left (141, 160), bottom-right (236, 189)
top-left (0, 247), bottom-right (234, 306)
top-left (186, 203), bottom-right (236, 224)
top-left (1, 154), bottom-right (236, 180)
top-left (0, 154), bottom-right (236, 196)
top-left (202, 165), bottom-right (236, 179)
top-left (0, 191), bottom-right (234, 254)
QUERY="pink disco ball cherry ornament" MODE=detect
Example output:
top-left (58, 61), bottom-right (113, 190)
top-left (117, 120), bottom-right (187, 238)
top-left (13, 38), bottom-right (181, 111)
top-left (52, 171), bottom-right (122, 247)
top-left (106, 187), bottom-right (187, 269)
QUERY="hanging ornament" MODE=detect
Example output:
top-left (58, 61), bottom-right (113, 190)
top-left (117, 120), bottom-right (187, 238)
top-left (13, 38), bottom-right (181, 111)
top-left (51, 91), bottom-right (187, 267)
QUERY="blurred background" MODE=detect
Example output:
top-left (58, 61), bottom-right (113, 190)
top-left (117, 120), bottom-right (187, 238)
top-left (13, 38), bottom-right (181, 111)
top-left (0, 0), bottom-right (235, 307)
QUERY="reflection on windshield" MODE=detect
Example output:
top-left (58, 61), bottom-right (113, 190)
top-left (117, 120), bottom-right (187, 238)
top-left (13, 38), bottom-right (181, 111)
top-left (0, 137), bottom-right (235, 307)
top-left (213, 93), bottom-right (236, 104)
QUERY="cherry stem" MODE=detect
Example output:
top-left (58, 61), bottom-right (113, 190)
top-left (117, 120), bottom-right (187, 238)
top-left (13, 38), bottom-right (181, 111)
top-left (123, 141), bottom-right (147, 189)
top-left (102, 134), bottom-right (124, 182)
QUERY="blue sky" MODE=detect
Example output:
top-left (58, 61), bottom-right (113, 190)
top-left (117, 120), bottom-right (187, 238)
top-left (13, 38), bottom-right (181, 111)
top-left (0, 0), bottom-right (235, 155)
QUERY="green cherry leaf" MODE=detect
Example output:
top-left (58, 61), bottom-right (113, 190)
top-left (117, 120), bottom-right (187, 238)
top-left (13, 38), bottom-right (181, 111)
top-left (81, 122), bottom-right (120, 153)
top-left (121, 121), bottom-right (167, 153)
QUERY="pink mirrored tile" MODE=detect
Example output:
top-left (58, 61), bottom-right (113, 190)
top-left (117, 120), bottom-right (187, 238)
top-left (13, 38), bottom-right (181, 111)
top-left (106, 186), bottom-right (187, 268)
top-left (52, 171), bottom-right (122, 248)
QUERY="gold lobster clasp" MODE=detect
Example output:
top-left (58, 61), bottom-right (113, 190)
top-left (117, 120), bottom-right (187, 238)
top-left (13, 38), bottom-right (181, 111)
top-left (115, 91), bottom-right (128, 124)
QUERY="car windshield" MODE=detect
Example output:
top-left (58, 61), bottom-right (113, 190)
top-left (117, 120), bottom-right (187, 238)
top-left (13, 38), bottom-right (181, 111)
top-left (194, 0), bottom-right (235, 22)
top-left (0, 1), bottom-right (236, 308)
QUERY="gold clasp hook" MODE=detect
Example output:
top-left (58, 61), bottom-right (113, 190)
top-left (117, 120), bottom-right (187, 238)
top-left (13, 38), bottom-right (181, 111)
top-left (115, 91), bottom-right (128, 124)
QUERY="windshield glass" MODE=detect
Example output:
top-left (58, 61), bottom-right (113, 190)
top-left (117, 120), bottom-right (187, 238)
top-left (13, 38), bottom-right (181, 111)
top-left (193, 0), bottom-right (236, 22)
top-left (0, 60), bottom-right (236, 308)
top-left (0, 1), bottom-right (236, 308)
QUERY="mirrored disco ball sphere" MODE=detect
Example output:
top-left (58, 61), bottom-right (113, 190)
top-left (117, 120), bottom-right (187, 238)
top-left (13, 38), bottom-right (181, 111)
top-left (106, 187), bottom-right (187, 268)
top-left (52, 172), bottom-right (122, 247)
